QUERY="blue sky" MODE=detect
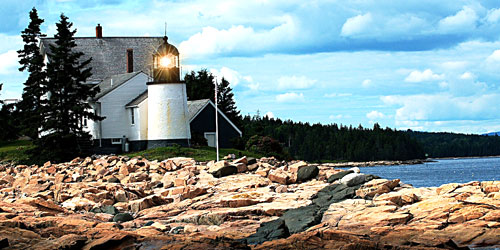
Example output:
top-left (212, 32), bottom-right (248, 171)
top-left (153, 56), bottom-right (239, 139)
top-left (1, 0), bottom-right (500, 134)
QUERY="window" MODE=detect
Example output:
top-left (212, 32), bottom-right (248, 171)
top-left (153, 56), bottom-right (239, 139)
top-left (130, 109), bottom-right (135, 125)
top-left (111, 138), bottom-right (122, 144)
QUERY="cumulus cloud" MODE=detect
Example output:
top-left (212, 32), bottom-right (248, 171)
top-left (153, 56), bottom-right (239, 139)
top-left (366, 111), bottom-right (386, 120)
top-left (486, 50), bottom-right (500, 63)
top-left (0, 50), bottom-right (18, 74)
top-left (210, 67), bottom-right (252, 88)
top-left (382, 94), bottom-right (500, 123)
top-left (329, 114), bottom-right (352, 120)
top-left (179, 16), bottom-right (296, 58)
top-left (277, 75), bottom-right (316, 90)
top-left (362, 79), bottom-right (373, 88)
top-left (438, 6), bottom-right (478, 33)
top-left (405, 69), bottom-right (444, 82)
top-left (275, 92), bottom-right (304, 103)
top-left (265, 111), bottom-right (275, 119)
top-left (460, 72), bottom-right (474, 80)
top-left (341, 13), bottom-right (373, 37)
top-left (485, 8), bottom-right (500, 23)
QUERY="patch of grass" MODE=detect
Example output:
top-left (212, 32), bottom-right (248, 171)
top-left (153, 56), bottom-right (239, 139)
top-left (125, 145), bottom-right (264, 162)
top-left (0, 140), bottom-right (35, 164)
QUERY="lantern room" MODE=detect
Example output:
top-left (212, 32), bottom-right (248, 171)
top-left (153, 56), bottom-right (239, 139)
top-left (152, 36), bottom-right (180, 83)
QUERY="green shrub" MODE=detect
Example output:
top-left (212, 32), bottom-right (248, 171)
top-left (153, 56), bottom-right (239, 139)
top-left (245, 135), bottom-right (288, 160)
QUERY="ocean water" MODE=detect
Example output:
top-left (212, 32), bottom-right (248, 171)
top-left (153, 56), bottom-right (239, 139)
top-left (345, 157), bottom-right (500, 188)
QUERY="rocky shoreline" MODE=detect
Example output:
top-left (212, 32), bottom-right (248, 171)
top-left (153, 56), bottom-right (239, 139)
top-left (0, 155), bottom-right (498, 249)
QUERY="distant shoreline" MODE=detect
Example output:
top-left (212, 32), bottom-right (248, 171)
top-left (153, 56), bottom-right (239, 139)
top-left (429, 155), bottom-right (500, 160)
top-left (323, 155), bottom-right (500, 168)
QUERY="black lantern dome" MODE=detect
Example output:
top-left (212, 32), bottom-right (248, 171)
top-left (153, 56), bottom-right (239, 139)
top-left (151, 36), bottom-right (180, 83)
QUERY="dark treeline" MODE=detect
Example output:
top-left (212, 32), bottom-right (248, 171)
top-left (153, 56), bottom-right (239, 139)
top-left (407, 131), bottom-right (500, 158)
top-left (237, 115), bottom-right (425, 162)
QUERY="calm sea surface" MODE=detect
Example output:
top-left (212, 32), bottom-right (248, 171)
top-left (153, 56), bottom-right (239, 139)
top-left (343, 157), bottom-right (500, 188)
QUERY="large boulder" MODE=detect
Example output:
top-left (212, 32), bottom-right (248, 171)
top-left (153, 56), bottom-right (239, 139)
top-left (340, 173), bottom-right (378, 187)
top-left (268, 168), bottom-right (292, 185)
top-left (355, 179), bottom-right (400, 199)
top-left (327, 170), bottom-right (354, 183)
top-left (209, 161), bottom-right (238, 178)
top-left (296, 165), bottom-right (319, 182)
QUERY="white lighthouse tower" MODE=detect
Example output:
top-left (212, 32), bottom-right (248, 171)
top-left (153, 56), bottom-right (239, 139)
top-left (147, 36), bottom-right (191, 148)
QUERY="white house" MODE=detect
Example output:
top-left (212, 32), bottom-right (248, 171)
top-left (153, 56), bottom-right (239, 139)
top-left (40, 24), bottom-right (241, 153)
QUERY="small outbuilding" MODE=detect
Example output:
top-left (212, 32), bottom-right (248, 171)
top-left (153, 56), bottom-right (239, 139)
top-left (188, 99), bottom-right (242, 148)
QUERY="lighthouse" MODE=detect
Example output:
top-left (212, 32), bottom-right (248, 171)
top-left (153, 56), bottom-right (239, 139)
top-left (147, 36), bottom-right (191, 148)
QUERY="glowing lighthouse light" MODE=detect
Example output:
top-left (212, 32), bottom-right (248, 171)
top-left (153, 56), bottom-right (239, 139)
top-left (159, 56), bottom-right (172, 68)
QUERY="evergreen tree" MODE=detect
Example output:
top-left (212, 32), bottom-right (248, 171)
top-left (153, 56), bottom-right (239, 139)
top-left (185, 69), bottom-right (215, 101)
top-left (37, 14), bottom-right (102, 162)
top-left (217, 77), bottom-right (240, 124)
top-left (0, 84), bottom-right (19, 141)
top-left (43, 14), bottom-right (101, 136)
top-left (16, 7), bottom-right (46, 139)
top-left (185, 69), bottom-right (241, 124)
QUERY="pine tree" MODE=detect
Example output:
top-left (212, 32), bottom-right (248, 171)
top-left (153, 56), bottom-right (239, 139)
top-left (217, 77), bottom-right (240, 124)
top-left (37, 14), bottom-right (102, 162)
top-left (43, 14), bottom-right (101, 136)
top-left (17, 7), bottom-right (46, 139)
top-left (185, 69), bottom-right (215, 101)
top-left (0, 84), bottom-right (19, 141)
top-left (185, 69), bottom-right (241, 124)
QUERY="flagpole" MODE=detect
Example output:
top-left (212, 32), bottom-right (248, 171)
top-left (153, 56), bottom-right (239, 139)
top-left (215, 79), bottom-right (220, 162)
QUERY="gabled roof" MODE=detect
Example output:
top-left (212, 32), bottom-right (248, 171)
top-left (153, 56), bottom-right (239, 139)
top-left (187, 99), bottom-right (211, 121)
top-left (40, 37), bottom-right (164, 83)
top-left (187, 99), bottom-right (243, 136)
top-left (94, 71), bottom-right (143, 100)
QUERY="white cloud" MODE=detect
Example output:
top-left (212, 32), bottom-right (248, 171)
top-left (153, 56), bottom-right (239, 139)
top-left (460, 72), bottom-right (474, 80)
top-left (438, 6), bottom-right (478, 33)
top-left (210, 66), bottom-right (251, 88)
top-left (0, 50), bottom-right (18, 74)
top-left (382, 94), bottom-right (500, 123)
top-left (486, 50), bottom-right (500, 63)
top-left (404, 69), bottom-right (444, 82)
top-left (362, 79), bottom-right (372, 88)
top-left (438, 81), bottom-right (449, 89)
top-left (440, 61), bottom-right (468, 71)
top-left (485, 8), bottom-right (500, 23)
top-left (341, 13), bottom-right (373, 37)
top-left (324, 93), bottom-right (352, 98)
top-left (366, 111), bottom-right (386, 120)
top-left (277, 75), bottom-right (316, 90)
top-left (275, 92), bottom-right (304, 103)
top-left (329, 114), bottom-right (351, 119)
top-left (265, 111), bottom-right (274, 119)
top-left (247, 82), bottom-right (260, 91)
top-left (179, 16), bottom-right (296, 58)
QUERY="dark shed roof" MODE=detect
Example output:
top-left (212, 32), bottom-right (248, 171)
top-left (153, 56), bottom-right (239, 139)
top-left (40, 37), bottom-right (163, 83)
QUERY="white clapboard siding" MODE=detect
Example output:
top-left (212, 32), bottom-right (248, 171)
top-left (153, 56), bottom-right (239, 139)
top-left (99, 73), bottom-right (148, 139)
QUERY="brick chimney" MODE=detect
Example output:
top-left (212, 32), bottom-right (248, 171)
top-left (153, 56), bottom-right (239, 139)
top-left (96, 24), bottom-right (102, 38)
top-left (127, 49), bottom-right (134, 73)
